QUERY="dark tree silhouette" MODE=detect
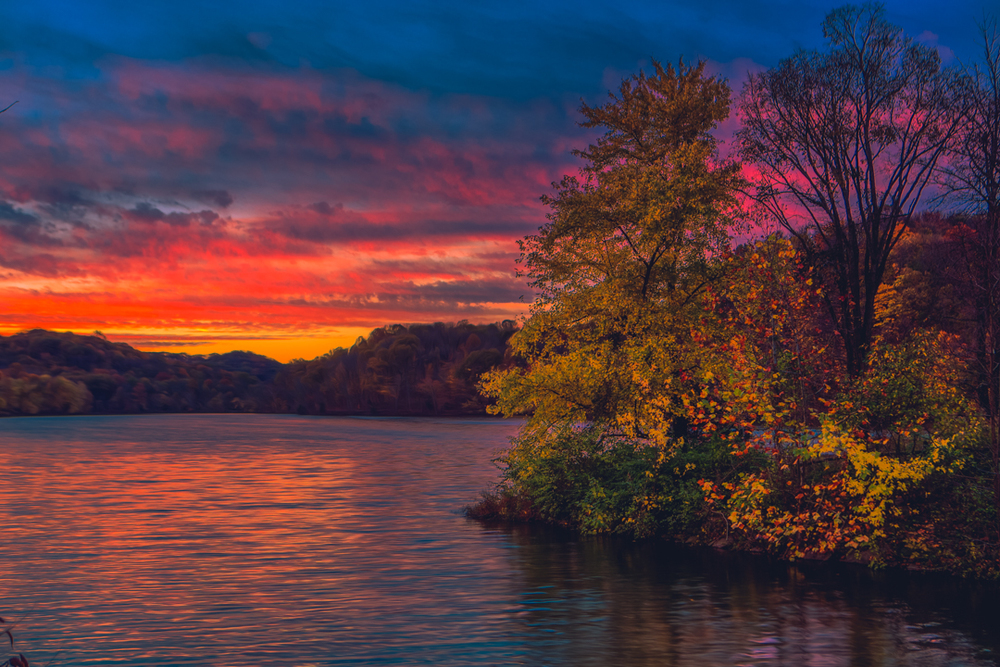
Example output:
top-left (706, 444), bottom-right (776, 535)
top-left (739, 4), bottom-right (967, 375)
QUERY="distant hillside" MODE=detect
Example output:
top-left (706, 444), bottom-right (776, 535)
top-left (275, 321), bottom-right (518, 415)
top-left (0, 329), bottom-right (284, 415)
top-left (0, 323), bottom-right (517, 417)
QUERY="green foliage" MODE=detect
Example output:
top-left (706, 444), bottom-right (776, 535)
top-left (0, 372), bottom-right (90, 415)
top-left (835, 331), bottom-right (982, 446)
top-left (494, 425), bottom-right (737, 537)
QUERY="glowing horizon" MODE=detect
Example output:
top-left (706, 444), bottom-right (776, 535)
top-left (0, 1), bottom-right (985, 361)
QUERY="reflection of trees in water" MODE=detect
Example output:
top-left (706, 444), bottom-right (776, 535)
top-left (488, 524), bottom-right (999, 666)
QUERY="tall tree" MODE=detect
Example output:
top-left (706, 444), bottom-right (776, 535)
top-left (528, 59), bottom-right (738, 310)
top-left (484, 59), bottom-right (743, 444)
top-left (939, 17), bottom-right (1000, 542)
top-left (479, 60), bottom-right (744, 535)
top-left (738, 4), bottom-right (967, 375)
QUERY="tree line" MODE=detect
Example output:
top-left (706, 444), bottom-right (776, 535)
top-left (473, 6), bottom-right (1000, 576)
top-left (0, 322), bottom-right (516, 417)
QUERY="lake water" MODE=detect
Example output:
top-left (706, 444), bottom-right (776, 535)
top-left (1, 414), bottom-right (998, 666)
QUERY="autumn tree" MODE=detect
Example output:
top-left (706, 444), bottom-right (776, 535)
top-left (481, 60), bottom-right (743, 533)
top-left (939, 17), bottom-right (1000, 540)
top-left (486, 59), bottom-right (741, 433)
top-left (738, 4), bottom-right (967, 375)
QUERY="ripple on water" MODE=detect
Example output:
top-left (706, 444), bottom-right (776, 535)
top-left (1, 413), bottom-right (998, 666)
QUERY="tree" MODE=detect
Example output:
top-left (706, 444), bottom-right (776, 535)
top-left (486, 59), bottom-right (742, 434)
top-left (939, 16), bottom-right (1000, 542)
top-left (481, 60), bottom-right (744, 532)
top-left (738, 4), bottom-right (967, 375)
top-left (530, 59), bottom-right (738, 308)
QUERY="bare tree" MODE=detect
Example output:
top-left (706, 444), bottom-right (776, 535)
top-left (738, 4), bottom-right (967, 375)
top-left (939, 16), bottom-right (1000, 543)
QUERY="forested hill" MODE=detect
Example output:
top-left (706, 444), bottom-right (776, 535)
top-left (0, 322), bottom-right (517, 417)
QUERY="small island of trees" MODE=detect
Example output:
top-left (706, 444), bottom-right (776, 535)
top-left (471, 5), bottom-right (1000, 577)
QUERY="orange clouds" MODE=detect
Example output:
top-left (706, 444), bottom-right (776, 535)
top-left (0, 200), bottom-right (531, 360)
top-left (0, 58), bottom-right (579, 358)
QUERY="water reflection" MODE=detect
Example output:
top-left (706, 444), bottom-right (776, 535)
top-left (1, 415), bottom-right (997, 666)
top-left (488, 523), bottom-right (1000, 666)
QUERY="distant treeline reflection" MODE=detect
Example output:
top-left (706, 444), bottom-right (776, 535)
top-left (0, 322), bottom-right (517, 417)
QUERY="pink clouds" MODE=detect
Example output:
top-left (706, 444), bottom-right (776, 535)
top-left (0, 57), bottom-right (580, 354)
top-left (1, 59), bottom-right (581, 207)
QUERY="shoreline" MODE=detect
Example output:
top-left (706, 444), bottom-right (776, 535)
top-left (466, 487), bottom-right (1000, 580)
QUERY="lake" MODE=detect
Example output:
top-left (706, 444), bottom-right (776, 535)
top-left (1, 414), bottom-right (998, 666)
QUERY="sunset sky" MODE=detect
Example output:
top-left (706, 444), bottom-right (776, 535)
top-left (0, 0), bottom-right (990, 361)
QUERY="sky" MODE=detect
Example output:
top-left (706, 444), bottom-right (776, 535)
top-left (0, 0), bottom-right (991, 362)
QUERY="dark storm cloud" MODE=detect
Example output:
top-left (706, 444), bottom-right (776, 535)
top-left (290, 276), bottom-right (532, 314)
top-left (262, 207), bottom-right (538, 245)
top-left (0, 250), bottom-right (66, 276)
top-left (127, 202), bottom-right (219, 227)
top-left (0, 201), bottom-right (69, 248)
top-left (307, 201), bottom-right (338, 216)
top-left (0, 221), bottom-right (63, 250)
top-left (193, 189), bottom-right (234, 208)
top-left (0, 58), bottom-right (584, 226)
top-left (0, 201), bottom-right (38, 225)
